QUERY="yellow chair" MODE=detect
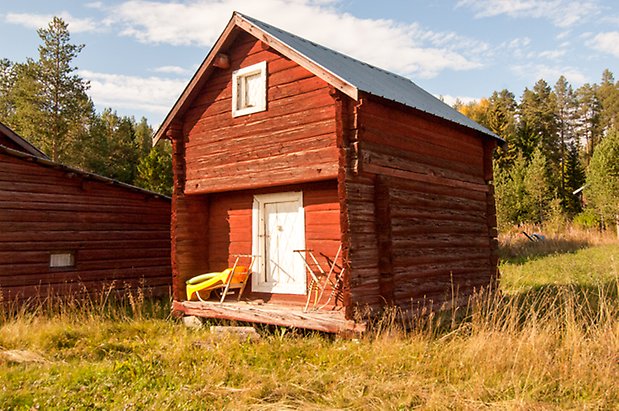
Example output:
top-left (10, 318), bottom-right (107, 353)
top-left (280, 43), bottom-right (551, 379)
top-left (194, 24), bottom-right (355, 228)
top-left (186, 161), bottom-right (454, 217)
top-left (186, 266), bottom-right (249, 302)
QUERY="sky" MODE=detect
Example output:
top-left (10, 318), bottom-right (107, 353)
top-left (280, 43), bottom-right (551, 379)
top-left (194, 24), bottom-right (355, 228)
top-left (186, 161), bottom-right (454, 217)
top-left (1, 0), bottom-right (617, 128)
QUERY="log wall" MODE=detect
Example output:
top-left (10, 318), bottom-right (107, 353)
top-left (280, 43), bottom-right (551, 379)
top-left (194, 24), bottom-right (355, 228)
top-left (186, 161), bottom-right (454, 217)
top-left (0, 150), bottom-right (171, 300)
top-left (183, 32), bottom-right (338, 194)
top-left (336, 96), bottom-right (382, 313)
top-left (343, 95), bottom-right (498, 312)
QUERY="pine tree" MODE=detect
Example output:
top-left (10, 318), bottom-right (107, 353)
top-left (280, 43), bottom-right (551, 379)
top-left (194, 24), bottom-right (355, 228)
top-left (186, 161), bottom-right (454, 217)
top-left (487, 89), bottom-right (518, 168)
top-left (79, 109), bottom-right (140, 183)
top-left (7, 60), bottom-right (47, 142)
top-left (0, 59), bottom-right (16, 120)
top-left (494, 154), bottom-right (529, 229)
top-left (2, 17), bottom-right (94, 163)
top-left (135, 116), bottom-right (153, 158)
top-left (517, 80), bottom-right (558, 163)
top-left (596, 69), bottom-right (619, 134)
top-left (575, 83), bottom-right (602, 163)
top-left (562, 141), bottom-right (586, 216)
top-left (524, 147), bottom-right (554, 224)
top-left (135, 141), bottom-right (173, 196)
top-left (586, 128), bottom-right (619, 236)
top-left (35, 17), bottom-right (94, 162)
top-left (553, 76), bottom-right (578, 205)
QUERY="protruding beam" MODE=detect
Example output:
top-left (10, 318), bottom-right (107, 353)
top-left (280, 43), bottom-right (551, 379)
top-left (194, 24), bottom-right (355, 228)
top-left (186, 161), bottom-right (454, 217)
top-left (213, 53), bottom-right (230, 69)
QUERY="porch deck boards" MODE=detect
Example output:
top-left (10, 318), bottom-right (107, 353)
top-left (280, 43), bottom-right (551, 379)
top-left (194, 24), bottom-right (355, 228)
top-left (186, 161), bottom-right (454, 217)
top-left (173, 300), bottom-right (365, 334)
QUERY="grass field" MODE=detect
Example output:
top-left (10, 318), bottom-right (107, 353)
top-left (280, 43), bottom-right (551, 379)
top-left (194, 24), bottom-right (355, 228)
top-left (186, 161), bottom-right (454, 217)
top-left (1, 239), bottom-right (618, 410)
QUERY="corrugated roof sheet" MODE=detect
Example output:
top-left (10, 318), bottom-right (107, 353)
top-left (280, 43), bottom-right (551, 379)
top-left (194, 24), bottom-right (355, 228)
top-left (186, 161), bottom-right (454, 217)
top-left (239, 13), bottom-right (501, 140)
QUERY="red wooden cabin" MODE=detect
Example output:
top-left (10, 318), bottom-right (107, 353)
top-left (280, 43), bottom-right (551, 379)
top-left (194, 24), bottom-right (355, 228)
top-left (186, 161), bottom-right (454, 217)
top-left (154, 13), bottom-right (503, 333)
top-left (0, 122), bottom-right (172, 301)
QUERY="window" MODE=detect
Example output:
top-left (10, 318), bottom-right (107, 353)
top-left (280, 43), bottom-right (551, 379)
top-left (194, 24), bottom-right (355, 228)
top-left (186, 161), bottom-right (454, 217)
top-left (50, 252), bottom-right (75, 268)
top-left (232, 61), bottom-right (267, 117)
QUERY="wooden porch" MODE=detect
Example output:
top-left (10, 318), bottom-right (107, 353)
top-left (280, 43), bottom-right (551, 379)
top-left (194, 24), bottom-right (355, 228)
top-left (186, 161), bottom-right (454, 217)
top-left (173, 299), bottom-right (364, 335)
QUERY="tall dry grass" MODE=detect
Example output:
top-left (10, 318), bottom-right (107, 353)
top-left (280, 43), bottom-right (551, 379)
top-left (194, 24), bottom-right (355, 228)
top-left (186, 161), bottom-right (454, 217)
top-left (0, 281), bottom-right (170, 325)
top-left (1, 241), bottom-right (618, 409)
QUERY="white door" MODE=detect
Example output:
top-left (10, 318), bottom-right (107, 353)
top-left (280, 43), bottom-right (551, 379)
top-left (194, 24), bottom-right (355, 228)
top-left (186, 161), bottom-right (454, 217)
top-left (252, 192), bottom-right (306, 294)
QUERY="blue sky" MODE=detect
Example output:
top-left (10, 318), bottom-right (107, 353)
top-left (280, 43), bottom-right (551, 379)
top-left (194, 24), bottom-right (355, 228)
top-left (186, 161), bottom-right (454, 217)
top-left (1, 0), bottom-right (617, 127)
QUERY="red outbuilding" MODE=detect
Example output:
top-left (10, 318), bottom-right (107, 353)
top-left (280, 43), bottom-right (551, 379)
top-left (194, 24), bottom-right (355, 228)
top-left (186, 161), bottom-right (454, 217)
top-left (154, 13), bottom-right (503, 333)
top-left (0, 122), bottom-right (172, 300)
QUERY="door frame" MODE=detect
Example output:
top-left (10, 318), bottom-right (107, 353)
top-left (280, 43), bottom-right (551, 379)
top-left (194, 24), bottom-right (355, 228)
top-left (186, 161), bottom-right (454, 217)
top-left (251, 191), bottom-right (306, 294)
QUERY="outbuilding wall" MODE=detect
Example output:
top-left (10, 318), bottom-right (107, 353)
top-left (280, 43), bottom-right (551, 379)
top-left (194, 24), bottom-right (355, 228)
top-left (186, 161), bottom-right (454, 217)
top-left (0, 150), bottom-right (172, 300)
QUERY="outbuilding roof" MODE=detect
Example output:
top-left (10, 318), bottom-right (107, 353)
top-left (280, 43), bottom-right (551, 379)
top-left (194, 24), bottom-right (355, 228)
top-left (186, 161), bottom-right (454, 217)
top-left (0, 121), bottom-right (49, 159)
top-left (154, 12), bottom-right (502, 143)
top-left (0, 144), bottom-right (169, 200)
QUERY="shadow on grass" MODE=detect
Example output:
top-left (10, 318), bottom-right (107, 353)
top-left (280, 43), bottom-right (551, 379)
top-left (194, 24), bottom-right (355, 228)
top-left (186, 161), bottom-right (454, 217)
top-left (359, 277), bottom-right (619, 340)
top-left (505, 279), bottom-right (618, 321)
top-left (499, 237), bottom-right (590, 265)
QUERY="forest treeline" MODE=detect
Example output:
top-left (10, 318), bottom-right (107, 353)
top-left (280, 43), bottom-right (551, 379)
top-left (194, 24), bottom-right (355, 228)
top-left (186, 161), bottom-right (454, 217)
top-left (0, 17), bottom-right (173, 196)
top-left (1, 17), bottom-right (617, 232)
top-left (455, 69), bottom-right (619, 232)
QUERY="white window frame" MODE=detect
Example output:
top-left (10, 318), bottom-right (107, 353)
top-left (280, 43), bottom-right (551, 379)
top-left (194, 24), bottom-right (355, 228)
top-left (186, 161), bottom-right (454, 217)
top-left (232, 61), bottom-right (267, 117)
top-left (251, 191), bottom-right (306, 294)
top-left (50, 252), bottom-right (75, 268)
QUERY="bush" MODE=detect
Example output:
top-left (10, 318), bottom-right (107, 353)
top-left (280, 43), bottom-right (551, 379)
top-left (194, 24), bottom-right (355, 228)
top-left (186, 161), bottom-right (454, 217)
top-left (573, 209), bottom-right (601, 230)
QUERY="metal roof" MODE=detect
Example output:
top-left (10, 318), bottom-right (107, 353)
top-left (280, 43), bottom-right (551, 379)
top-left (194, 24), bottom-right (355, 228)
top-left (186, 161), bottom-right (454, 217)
top-left (239, 13), bottom-right (501, 141)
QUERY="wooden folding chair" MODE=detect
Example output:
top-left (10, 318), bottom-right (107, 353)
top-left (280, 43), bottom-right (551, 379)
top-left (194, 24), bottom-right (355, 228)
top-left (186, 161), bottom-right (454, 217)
top-left (218, 254), bottom-right (259, 304)
top-left (294, 245), bottom-right (344, 312)
top-left (316, 246), bottom-right (345, 310)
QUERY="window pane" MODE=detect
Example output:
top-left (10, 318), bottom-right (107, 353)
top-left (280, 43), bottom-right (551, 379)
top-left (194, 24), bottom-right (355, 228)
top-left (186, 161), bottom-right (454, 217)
top-left (50, 253), bottom-right (74, 268)
top-left (236, 77), bottom-right (244, 110)
top-left (244, 72), bottom-right (262, 108)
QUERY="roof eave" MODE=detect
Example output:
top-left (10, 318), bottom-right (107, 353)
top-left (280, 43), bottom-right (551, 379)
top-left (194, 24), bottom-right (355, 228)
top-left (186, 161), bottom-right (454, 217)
top-left (153, 14), bottom-right (242, 145)
top-left (0, 122), bottom-right (50, 159)
top-left (234, 12), bottom-right (358, 101)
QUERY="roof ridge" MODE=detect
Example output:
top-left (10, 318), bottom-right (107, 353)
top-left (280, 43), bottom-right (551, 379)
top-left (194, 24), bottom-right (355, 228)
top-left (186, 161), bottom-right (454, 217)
top-left (238, 13), bottom-right (413, 84)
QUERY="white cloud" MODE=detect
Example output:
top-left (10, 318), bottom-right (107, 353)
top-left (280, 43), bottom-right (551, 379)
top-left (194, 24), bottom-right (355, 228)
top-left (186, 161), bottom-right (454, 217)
top-left (104, 0), bottom-right (484, 78)
top-left (496, 37), bottom-right (531, 59)
top-left (601, 15), bottom-right (619, 25)
top-left (588, 31), bottom-right (619, 57)
top-left (511, 64), bottom-right (587, 85)
top-left (439, 95), bottom-right (479, 107)
top-left (456, 0), bottom-right (600, 27)
top-left (5, 12), bottom-right (98, 32)
top-left (84, 2), bottom-right (104, 9)
top-left (152, 65), bottom-right (191, 75)
top-left (536, 49), bottom-right (567, 60)
top-left (79, 70), bottom-right (187, 120)
top-left (556, 31), bottom-right (571, 40)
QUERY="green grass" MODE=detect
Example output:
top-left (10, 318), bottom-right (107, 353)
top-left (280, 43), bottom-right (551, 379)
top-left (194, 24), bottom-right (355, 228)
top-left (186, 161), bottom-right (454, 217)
top-left (1, 242), bottom-right (619, 410)
top-left (500, 243), bottom-right (619, 291)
